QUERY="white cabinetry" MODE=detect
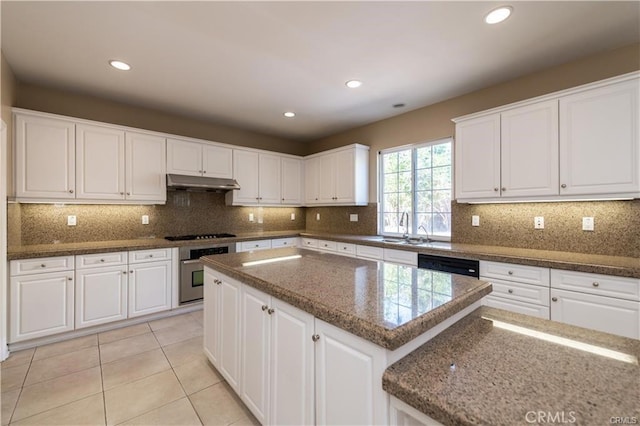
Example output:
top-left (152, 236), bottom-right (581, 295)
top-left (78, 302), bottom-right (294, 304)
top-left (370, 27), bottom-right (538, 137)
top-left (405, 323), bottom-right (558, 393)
top-left (455, 100), bottom-right (558, 201)
top-left (304, 144), bottom-right (369, 206)
top-left (75, 252), bottom-right (128, 328)
top-left (383, 248), bottom-right (417, 266)
top-left (76, 124), bottom-right (125, 200)
top-left (480, 261), bottom-right (550, 319)
top-left (166, 138), bottom-right (233, 179)
top-left (559, 78), bottom-right (639, 197)
top-left (314, 318), bottom-right (387, 426)
top-left (9, 256), bottom-right (75, 342)
top-left (14, 113), bottom-right (76, 199)
top-left (125, 132), bottom-right (167, 202)
top-left (271, 238), bottom-right (298, 248)
top-left (127, 248), bottom-right (172, 318)
top-left (454, 73), bottom-right (639, 202)
top-left (390, 395), bottom-right (444, 426)
top-left (229, 150), bottom-right (293, 205)
top-left (238, 240), bottom-right (272, 252)
top-left (281, 157), bottom-right (303, 205)
top-left (550, 269), bottom-right (640, 339)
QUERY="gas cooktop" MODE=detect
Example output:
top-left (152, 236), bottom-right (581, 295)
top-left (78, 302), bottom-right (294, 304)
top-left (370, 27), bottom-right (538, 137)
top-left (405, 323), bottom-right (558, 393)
top-left (165, 233), bottom-right (237, 241)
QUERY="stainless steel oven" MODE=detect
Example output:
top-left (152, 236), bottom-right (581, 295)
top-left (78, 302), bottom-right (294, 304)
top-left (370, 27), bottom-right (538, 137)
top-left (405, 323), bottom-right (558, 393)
top-left (178, 243), bottom-right (235, 304)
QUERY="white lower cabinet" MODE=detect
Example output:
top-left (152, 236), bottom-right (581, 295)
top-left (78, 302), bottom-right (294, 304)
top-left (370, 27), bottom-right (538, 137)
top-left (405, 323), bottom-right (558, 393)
top-left (315, 319), bottom-right (388, 426)
top-left (75, 264), bottom-right (128, 329)
top-left (390, 396), bottom-right (443, 426)
top-left (128, 250), bottom-right (172, 318)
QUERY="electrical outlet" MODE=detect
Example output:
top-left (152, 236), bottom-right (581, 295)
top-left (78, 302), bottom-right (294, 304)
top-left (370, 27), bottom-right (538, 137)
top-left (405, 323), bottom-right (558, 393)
top-left (471, 215), bottom-right (480, 227)
top-left (534, 216), bottom-right (544, 229)
top-left (141, 215), bottom-right (149, 225)
top-left (67, 215), bottom-right (77, 226)
top-left (290, 213), bottom-right (296, 221)
top-left (582, 217), bottom-right (595, 231)
top-left (350, 214), bottom-right (358, 222)
top-left (249, 213), bottom-right (254, 222)
top-left (316, 213), bottom-right (320, 221)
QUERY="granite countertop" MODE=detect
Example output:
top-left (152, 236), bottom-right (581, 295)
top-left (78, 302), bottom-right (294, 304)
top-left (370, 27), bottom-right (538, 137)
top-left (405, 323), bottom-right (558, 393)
top-left (383, 306), bottom-right (640, 426)
top-left (8, 230), bottom-right (639, 279)
top-left (201, 247), bottom-right (492, 350)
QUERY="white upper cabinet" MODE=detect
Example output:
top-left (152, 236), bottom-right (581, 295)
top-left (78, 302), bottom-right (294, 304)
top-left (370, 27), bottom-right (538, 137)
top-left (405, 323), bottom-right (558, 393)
top-left (454, 73), bottom-right (639, 202)
top-left (125, 132), bottom-right (166, 202)
top-left (228, 149), bottom-right (303, 206)
top-left (166, 138), bottom-right (233, 179)
top-left (76, 124), bottom-right (126, 200)
top-left (559, 78), bottom-right (639, 197)
top-left (15, 113), bottom-right (76, 199)
top-left (305, 144), bottom-right (369, 206)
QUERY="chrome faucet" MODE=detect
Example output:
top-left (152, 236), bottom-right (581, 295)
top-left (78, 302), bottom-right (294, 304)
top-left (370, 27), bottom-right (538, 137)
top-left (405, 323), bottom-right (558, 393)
top-left (399, 212), bottom-right (409, 239)
top-left (418, 225), bottom-right (431, 243)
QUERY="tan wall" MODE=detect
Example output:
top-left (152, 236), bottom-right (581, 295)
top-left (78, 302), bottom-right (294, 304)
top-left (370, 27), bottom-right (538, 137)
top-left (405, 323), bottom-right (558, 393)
top-left (1, 51), bottom-right (17, 197)
top-left (308, 43), bottom-right (640, 202)
top-left (15, 82), bottom-right (307, 156)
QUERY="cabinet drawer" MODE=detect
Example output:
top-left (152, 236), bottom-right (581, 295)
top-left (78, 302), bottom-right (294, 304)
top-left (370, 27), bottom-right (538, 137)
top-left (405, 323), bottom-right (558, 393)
top-left (485, 277), bottom-right (550, 306)
top-left (480, 261), bottom-right (550, 287)
top-left (317, 240), bottom-right (337, 252)
top-left (128, 248), bottom-right (172, 264)
top-left (356, 245), bottom-right (383, 260)
top-left (10, 256), bottom-right (75, 276)
top-left (76, 252), bottom-right (127, 269)
top-left (483, 295), bottom-right (550, 319)
top-left (551, 269), bottom-right (639, 301)
top-left (301, 238), bottom-right (319, 249)
top-left (271, 238), bottom-right (298, 248)
top-left (383, 249), bottom-right (417, 266)
top-left (240, 240), bottom-right (272, 252)
top-left (336, 243), bottom-right (356, 256)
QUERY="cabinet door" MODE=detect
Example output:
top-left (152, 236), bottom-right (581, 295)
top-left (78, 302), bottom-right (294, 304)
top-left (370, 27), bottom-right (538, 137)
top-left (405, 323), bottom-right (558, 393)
top-left (10, 271), bottom-right (74, 342)
top-left (219, 276), bottom-right (242, 391)
top-left (454, 114), bottom-right (501, 200)
top-left (270, 299), bottom-right (315, 426)
top-left (204, 269), bottom-right (221, 367)
top-left (166, 138), bottom-right (203, 176)
top-left (501, 100), bottom-right (559, 198)
top-left (128, 260), bottom-right (171, 317)
top-left (76, 266), bottom-right (128, 328)
top-left (334, 149), bottom-right (356, 203)
top-left (240, 285), bottom-right (271, 424)
top-left (304, 157), bottom-right (320, 204)
top-left (281, 157), bottom-right (303, 205)
top-left (550, 289), bottom-right (639, 339)
top-left (76, 124), bottom-right (126, 200)
top-left (315, 319), bottom-right (387, 426)
top-left (203, 144), bottom-right (233, 179)
top-left (15, 114), bottom-right (76, 199)
top-left (233, 150), bottom-right (260, 204)
top-left (318, 153), bottom-right (337, 203)
top-left (125, 132), bottom-right (166, 202)
top-left (258, 153), bottom-right (282, 204)
top-left (559, 78), bottom-right (639, 196)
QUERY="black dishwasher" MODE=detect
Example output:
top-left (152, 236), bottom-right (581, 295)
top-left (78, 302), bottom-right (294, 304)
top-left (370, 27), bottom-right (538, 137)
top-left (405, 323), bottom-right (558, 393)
top-left (417, 253), bottom-right (479, 278)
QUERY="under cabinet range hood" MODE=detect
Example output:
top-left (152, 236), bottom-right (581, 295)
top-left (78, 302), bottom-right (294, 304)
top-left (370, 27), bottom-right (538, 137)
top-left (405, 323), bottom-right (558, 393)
top-left (166, 174), bottom-right (241, 192)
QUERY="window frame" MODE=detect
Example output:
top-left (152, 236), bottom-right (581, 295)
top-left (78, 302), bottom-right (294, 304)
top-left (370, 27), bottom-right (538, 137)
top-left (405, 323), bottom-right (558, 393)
top-left (378, 137), bottom-right (453, 241)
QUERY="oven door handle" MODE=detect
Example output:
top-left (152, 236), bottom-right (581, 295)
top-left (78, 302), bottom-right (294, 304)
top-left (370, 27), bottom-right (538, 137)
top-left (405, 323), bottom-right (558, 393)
top-left (181, 259), bottom-right (202, 265)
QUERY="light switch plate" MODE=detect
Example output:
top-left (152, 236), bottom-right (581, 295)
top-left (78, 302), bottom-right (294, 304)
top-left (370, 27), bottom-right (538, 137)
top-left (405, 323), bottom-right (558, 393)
top-left (316, 213), bottom-right (320, 221)
top-left (534, 216), bottom-right (544, 229)
top-left (249, 213), bottom-right (254, 222)
top-left (290, 213), bottom-right (295, 221)
top-left (471, 215), bottom-right (480, 227)
top-left (141, 215), bottom-right (149, 225)
top-left (67, 215), bottom-right (77, 226)
top-left (582, 217), bottom-right (594, 231)
top-left (350, 214), bottom-right (358, 222)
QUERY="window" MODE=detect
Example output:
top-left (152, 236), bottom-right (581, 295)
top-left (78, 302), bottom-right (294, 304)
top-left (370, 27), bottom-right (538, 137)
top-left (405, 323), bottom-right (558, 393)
top-left (379, 138), bottom-right (452, 239)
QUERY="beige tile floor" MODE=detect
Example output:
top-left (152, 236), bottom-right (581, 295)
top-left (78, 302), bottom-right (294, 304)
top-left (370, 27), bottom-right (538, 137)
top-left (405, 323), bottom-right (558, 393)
top-left (0, 310), bottom-right (260, 426)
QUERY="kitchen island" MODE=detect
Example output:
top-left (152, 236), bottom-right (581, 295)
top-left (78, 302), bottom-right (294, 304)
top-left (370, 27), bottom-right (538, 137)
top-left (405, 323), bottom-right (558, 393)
top-left (201, 247), bottom-right (492, 425)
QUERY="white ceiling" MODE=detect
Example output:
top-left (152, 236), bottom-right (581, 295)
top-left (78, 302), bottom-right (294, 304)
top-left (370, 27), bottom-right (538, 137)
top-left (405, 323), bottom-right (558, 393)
top-left (2, 1), bottom-right (639, 142)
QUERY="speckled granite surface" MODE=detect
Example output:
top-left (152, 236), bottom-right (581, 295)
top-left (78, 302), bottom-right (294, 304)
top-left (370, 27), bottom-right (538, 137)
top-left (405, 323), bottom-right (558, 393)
top-left (383, 306), bottom-right (640, 426)
top-left (8, 231), bottom-right (639, 278)
top-left (201, 248), bottom-right (492, 350)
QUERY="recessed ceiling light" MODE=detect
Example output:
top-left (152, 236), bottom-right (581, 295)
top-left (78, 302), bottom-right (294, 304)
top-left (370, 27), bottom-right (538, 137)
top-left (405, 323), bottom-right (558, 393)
top-left (484, 6), bottom-right (512, 24)
top-left (345, 80), bottom-right (362, 89)
top-left (109, 60), bottom-right (131, 71)
top-left (283, 112), bottom-right (296, 118)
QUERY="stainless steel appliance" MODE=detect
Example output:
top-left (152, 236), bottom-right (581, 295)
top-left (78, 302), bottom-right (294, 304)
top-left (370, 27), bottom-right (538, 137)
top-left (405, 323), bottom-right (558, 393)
top-left (166, 234), bottom-right (236, 304)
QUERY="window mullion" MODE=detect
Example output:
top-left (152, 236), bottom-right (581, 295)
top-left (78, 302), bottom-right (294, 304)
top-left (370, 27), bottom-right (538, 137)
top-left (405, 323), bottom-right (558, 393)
top-left (411, 148), bottom-right (417, 236)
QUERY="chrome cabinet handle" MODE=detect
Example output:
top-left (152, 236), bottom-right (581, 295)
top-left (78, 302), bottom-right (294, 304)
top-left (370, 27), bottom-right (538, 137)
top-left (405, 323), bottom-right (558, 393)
top-left (69, 189), bottom-right (74, 193)
top-left (312, 334), bottom-right (320, 342)
top-left (508, 271), bottom-right (513, 275)
top-left (508, 289), bottom-right (513, 294)
top-left (100, 259), bottom-right (105, 262)
top-left (494, 187), bottom-right (499, 192)
top-left (41, 264), bottom-right (46, 268)
top-left (129, 270), bottom-right (134, 274)
top-left (267, 308), bottom-right (275, 315)
top-left (552, 297), bottom-right (558, 302)
top-left (501, 187), bottom-right (506, 191)
top-left (213, 279), bottom-right (222, 285)
top-left (561, 184), bottom-right (567, 188)
top-left (120, 192), bottom-right (124, 195)
top-left (592, 282), bottom-right (599, 287)
top-left (203, 170), bottom-right (207, 174)
top-left (262, 305), bottom-right (268, 311)
top-left (126, 192), bottom-right (131, 196)
top-left (149, 254), bottom-right (153, 258)
top-left (123, 271), bottom-right (127, 274)
top-left (68, 277), bottom-right (72, 281)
